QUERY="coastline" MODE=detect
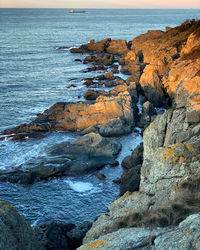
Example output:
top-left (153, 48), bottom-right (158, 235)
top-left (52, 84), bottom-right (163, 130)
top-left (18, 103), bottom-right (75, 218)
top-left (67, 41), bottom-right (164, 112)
top-left (1, 18), bottom-right (200, 249)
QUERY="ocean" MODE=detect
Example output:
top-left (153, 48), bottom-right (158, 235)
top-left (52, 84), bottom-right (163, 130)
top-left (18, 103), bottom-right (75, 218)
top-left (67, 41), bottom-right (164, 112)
top-left (0, 8), bottom-right (199, 226)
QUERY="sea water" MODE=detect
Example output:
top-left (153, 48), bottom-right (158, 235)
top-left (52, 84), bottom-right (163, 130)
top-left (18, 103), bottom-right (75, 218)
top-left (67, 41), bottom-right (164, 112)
top-left (0, 8), bottom-right (199, 225)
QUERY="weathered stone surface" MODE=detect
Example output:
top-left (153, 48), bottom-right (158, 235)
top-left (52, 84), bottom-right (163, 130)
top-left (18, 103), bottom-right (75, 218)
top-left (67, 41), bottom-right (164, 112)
top-left (34, 221), bottom-right (75, 250)
top-left (140, 108), bottom-right (200, 207)
top-left (0, 133), bottom-right (121, 184)
top-left (0, 201), bottom-right (44, 250)
top-left (106, 39), bottom-right (129, 55)
top-left (139, 65), bottom-right (167, 107)
top-left (120, 143), bottom-right (143, 195)
top-left (83, 192), bottom-right (152, 243)
top-left (34, 220), bottom-right (92, 250)
top-left (163, 54), bottom-right (200, 123)
top-left (99, 117), bottom-right (132, 137)
top-left (154, 213), bottom-right (200, 250)
top-left (79, 227), bottom-right (165, 250)
top-left (138, 101), bottom-right (157, 129)
top-left (67, 221), bottom-right (92, 250)
top-left (80, 213), bottom-right (200, 250)
top-left (84, 54), bottom-right (114, 66)
top-left (1, 89), bottom-right (137, 140)
top-left (70, 38), bottom-right (111, 54)
top-left (104, 71), bottom-right (114, 80)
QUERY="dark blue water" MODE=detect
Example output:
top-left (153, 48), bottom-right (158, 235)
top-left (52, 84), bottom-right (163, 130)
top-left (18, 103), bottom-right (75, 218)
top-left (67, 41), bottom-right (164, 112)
top-left (0, 9), bottom-right (199, 225)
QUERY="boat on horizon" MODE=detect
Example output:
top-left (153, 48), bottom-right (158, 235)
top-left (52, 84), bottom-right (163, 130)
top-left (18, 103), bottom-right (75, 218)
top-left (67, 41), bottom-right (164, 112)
top-left (70, 9), bottom-right (86, 14)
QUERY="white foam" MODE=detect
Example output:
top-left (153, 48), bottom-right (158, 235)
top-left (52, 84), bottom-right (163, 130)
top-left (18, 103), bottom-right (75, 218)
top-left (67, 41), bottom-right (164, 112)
top-left (66, 180), bottom-right (94, 193)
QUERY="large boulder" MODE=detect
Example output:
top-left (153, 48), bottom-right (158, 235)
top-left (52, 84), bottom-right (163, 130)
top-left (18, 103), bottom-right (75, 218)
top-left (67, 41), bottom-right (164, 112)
top-left (0, 201), bottom-right (44, 250)
top-left (0, 133), bottom-right (122, 184)
top-left (99, 117), bottom-right (132, 137)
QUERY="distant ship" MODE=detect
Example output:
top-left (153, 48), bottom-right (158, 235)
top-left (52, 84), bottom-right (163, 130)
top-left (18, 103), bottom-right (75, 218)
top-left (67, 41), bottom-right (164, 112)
top-left (70, 9), bottom-right (86, 14)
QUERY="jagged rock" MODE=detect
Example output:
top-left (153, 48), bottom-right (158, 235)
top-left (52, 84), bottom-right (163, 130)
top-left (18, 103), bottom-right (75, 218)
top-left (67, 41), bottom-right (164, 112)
top-left (112, 178), bottom-right (121, 184)
top-left (70, 38), bottom-right (111, 54)
top-left (99, 117), bottom-right (132, 137)
top-left (140, 108), bottom-right (200, 207)
top-left (121, 143), bottom-right (143, 170)
top-left (139, 65), bottom-right (168, 107)
top-left (1, 88), bottom-right (137, 140)
top-left (34, 222), bottom-right (75, 250)
top-left (84, 54), bottom-right (114, 66)
top-left (120, 61), bottom-right (141, 78)
top-left (106, 39), bottom-right (129, 55)
top-left (82, 192), bottom-right (152, 243)
top-left (79, 213), bottom-right (200, 250)
top-left (84, 89), bottom-right (104, 100)
top-left (0, 133), bottom-right (121, 184)
top-left (83, 79), bottom-right (94, 86)
top-left (78, 227), bottom-right (166, 250)
top-left (34, 220), bottom-right (92, 250)
top-left (67, 221), bottom-right (92, 250)
top-left (74, 58), bottom-right (82, 62)
top-left (138, 101), bottom-right (157, 128)
top-left (120, 143), bottom-right (143, 195)
top-left (154, 213), bottom-right (200, 250)
top-left (0, 201), bottom-right (44, 250)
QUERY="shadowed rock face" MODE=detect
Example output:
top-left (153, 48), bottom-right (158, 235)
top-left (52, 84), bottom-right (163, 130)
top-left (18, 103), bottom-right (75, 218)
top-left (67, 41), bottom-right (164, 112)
top-left (0, 201), bottom-right (44, 250)
top-left (0, 133), bottom-right (121, 184)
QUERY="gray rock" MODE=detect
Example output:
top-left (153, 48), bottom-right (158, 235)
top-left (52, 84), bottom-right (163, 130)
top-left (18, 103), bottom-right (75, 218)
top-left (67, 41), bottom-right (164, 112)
top-left (138, 101), bottom-right (157, 129)
top-left (34, 221), bottom-right (75, 250)
top-left (154, 213), bottom-right (200, 250)
top-left (99, 118), bottom-right (132, 137)
top-left (79, 227), bottom-right (165, 250)
top-left (0, 133), bottom-right (121, 184)
top-left (67, 221), bottom-right (92, 249)
top-left (0, 201), bottom-right (44, 250)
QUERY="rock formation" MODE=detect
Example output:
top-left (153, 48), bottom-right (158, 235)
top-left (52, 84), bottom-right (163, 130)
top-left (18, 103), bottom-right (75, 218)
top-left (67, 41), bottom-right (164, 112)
top-left (77, 19), bottom-right (200, 249)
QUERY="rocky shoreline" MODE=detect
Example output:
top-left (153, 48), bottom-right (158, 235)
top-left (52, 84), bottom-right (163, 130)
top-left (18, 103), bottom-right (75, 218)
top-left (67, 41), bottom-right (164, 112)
top-left (1, 19), bottom-right (200, 249)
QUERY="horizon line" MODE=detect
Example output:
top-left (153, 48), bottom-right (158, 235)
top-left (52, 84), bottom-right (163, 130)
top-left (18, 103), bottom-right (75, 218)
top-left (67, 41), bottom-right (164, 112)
top-left (0, 7), bottom-right (199, 9)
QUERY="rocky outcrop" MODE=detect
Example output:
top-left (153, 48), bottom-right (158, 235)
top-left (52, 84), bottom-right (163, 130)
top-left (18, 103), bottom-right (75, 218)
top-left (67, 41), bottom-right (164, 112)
top-left (34, 222), bottom-right (75, 250)
top-left (77, 20), bottom-right (200, 249)
top-left (70, 38), bottom-right (129, 55)
top-left (1, 87), bottom-right (137, 140)
top-left (106, 39), bottom-right (129, 55)
top-left (0, 201), bottom-right (44, 250)
top-left (79, 213), bottom-right (200, 249)
top-left (0, 133), bottom-right (121, 184)
top-left (34, 220), bottom-right (92, 250)
top-left (140, 107), bottom-right (200, 207)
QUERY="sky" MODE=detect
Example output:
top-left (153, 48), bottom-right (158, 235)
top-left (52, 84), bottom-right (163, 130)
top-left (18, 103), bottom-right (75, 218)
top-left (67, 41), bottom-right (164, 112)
top-left (0, 0), bottom-right (200, 9)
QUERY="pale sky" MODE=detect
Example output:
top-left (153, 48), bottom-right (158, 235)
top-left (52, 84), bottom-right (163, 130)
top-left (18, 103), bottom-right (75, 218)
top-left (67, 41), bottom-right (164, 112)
top-left (0, 0), bottom-right (200, 9)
